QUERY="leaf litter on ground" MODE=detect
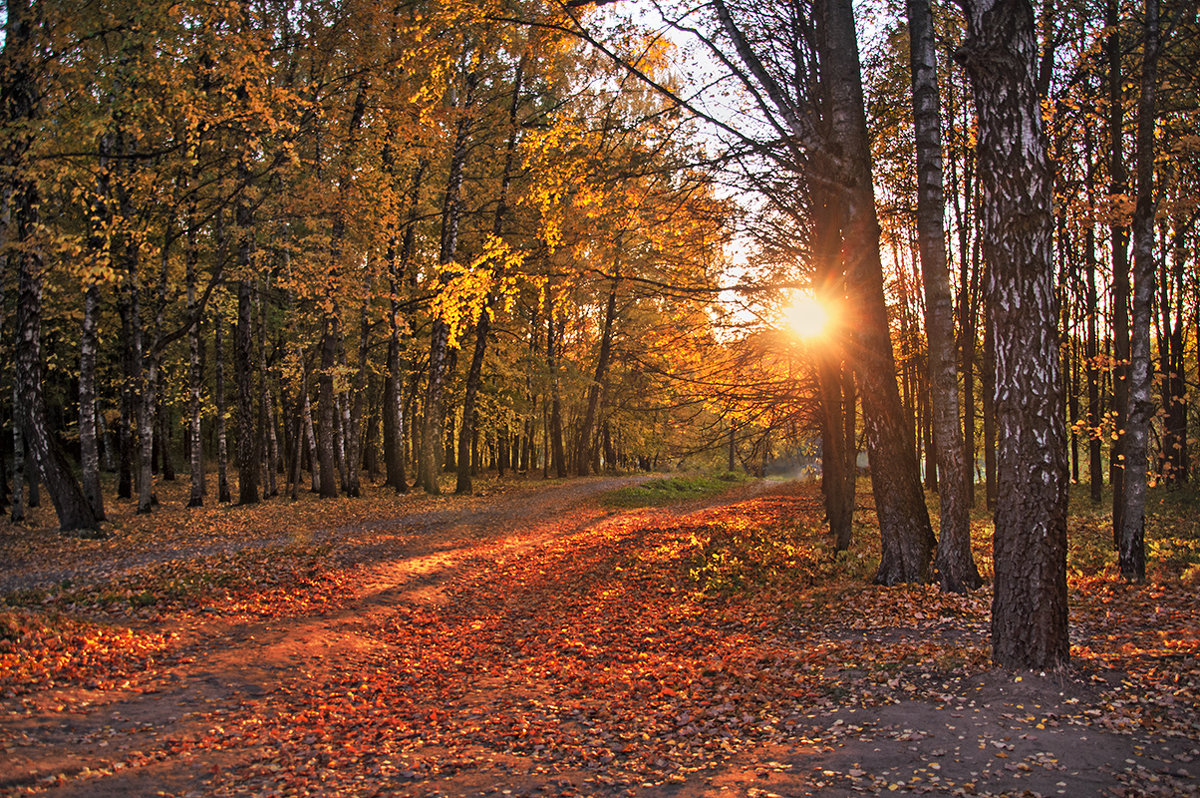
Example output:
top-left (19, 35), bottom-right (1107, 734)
top-left (1, 476), bottom-right (1198, 796)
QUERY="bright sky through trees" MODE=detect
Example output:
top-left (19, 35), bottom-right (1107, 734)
top-left (783, 291), bottom-right (832, 340)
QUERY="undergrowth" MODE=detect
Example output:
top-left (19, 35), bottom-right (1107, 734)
top-left (601, 471), bottom-right (747, 508)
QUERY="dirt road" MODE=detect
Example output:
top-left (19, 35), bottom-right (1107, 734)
top-left (2, 477), bottom-right (1196, 797)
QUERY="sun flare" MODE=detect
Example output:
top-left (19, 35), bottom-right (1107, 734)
top-left (783, 292), bottom-right (832, 340)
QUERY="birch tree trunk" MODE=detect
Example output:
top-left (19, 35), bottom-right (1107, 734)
top-left (1119, 0), bottom-right (1160, 583)
top-left (79, 283), bottom-right (106, 519)
top-left (958, 0), bottom-right (1069, 669)
top-left (258, 285), bottom-right (278, 498)
top-left (186, 218), bottom-right (204, 507)
top-left (13, 191), bottom-right (98, 532)
top-left (907, 0), bottom-right (979, 591)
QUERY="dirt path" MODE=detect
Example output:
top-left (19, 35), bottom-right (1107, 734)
top-left (2, 479), bottom-right (1197, 797)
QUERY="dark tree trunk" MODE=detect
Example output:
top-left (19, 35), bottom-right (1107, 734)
top-left (235, 279), bottom-right (260, 505)
top-left (117, 307), bottom-right (134, 500)
top-left (1159, 219), bottom-right (1188, 485)
top-left (159, 405), bottom-right (175, 481)
top-left (959, 0), bottom-right (1069, 670)
top-left (1107, 0), bottom-right (1131, 548)
top-left (345, 299), bottom-right (368, 498)
top-left (215, 309), bottom-right (231, 503)
top-left (577, 270), bottom-right (620, 477)
top-left (13, 198), bottom-right (98, 532)
top-left (908, 0), bottom-right (979, 592)
top-left (2, 2), bottom-right (98, 532)
top-left (458, 57), bottom-right (524, 495)
top-left (457, 313), bottom-right (490, 494)
top-left (547, 291), bottom-right (567, 479)
top-left (79, 283), bottom-right (106, 519)
top-left (1084, 128), bottom-right (1104, 502)
top-left (1119, 0), bottom-right (1159, 583)
top-left (186, 222), bottom-right (204, 507)
top-left (258, 286), bottom-right (278, 498)
top-left (820, 0), bottom-right (935, 584)
top-left (383, 332), bottom-right (408, 493)
top-left (813, 187), bottom-right (854, 550)
top-left (317, 315), bottom-right (340, 498)
top-left (382, 163), bottom-right (422, 494)
top-left (421, 99), bottom-right (471, 495)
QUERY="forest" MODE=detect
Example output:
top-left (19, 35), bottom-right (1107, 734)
top-left (1, 0), bottom-right (1200, 793)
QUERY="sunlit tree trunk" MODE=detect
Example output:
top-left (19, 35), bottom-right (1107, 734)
top-left (820, 0), bottom-right (935, 584)
top-left (959, 0), bottom-right (1069, 669)
top-left (1119, 0), bottom-right (1159, 584)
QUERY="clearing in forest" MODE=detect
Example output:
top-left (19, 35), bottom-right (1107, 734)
top-left (1, 476), bottom-right (1198, 797)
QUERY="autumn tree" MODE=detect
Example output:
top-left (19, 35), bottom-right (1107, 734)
top-left (958, 0), bottom-right (1069, 669)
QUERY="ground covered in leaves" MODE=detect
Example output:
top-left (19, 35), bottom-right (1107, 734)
top-left (1, 475), bottom-right (1198, 797)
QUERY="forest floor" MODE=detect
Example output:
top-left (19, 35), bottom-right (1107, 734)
top-left (1, 474), bottom-right (1199, 797)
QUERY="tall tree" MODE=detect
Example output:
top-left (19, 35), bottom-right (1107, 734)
top-left (906, 0), bottom-right (980, 592)
top-left (3, 0), bottom-right (99, 533)
top-left (959, 0), bottom-right (1069, 669)
top-left (1118, 0), bottom-right (1160, 583)
top-left (817, 0), bottom-right (936, 584)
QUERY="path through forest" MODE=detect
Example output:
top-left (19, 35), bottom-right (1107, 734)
top-left (2, 478), bottom-right (1197, 797)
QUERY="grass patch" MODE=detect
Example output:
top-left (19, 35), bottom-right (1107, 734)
top-left (601, 471), bottom-right (748, 508)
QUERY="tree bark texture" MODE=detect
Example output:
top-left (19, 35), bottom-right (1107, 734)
top-left (958, 0), bottom-right (1069, 670)
top-left (907, 0), bottom-right (980, 591)
top-left (186, 226), bottom-right (204, 507)
top-left (820, 0), bottom-right (935, 584)
top-left (4, 1), bottom-right (98, 532)
top-left (547, 295), bottom-right (567, 479)
top-left (1119, 0), bottom-right (1159, 583)
top-left (1107, 0), bottom-right (1131, 547)
top-left (14, 191), bottom-right (99, 532)
top-left (813, 187), bottom-right (854, 551)
top-left (79, 283), bottom-right (106, 519)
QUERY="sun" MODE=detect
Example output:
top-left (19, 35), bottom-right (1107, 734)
top-left (783, 291), bottom-right (832, 340)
